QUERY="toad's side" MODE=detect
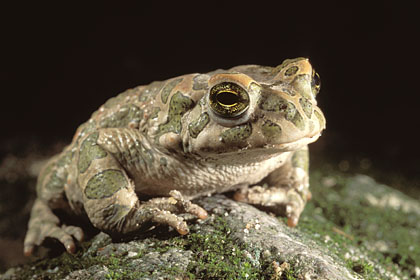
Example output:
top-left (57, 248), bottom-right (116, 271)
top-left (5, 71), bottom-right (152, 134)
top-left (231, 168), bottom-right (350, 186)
top-left (24, 58), bottom-right (325, 256)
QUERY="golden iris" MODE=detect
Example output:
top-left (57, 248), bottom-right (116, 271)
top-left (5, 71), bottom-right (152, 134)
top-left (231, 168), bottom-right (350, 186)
top-left (209, 82), bottom-right (250, 118)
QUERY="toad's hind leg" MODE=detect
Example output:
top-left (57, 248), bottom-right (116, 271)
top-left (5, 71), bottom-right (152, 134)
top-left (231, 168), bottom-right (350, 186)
top-left (79, 128), bottom-right (207, 237)
top-left (234, 147), bottom-right (311, 227)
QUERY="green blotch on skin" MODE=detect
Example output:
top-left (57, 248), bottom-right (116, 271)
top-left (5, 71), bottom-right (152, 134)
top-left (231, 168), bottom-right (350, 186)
top-left (160, 157), bottom-right (168, 166)
top-left (291, 110), bottom-right (305, 130)
top-left (76, 120), bottom-right (97, 139)
top-left (261, 119), bottom-right (282, 140)
top-left (45, 172), bottom-right (66, 193)
top-left (78, 132), bottom-right (107, 173)
top-left (189, 112), bottom-right (210, 138)
top-left (85, 169), bottom-right (127, 199)
top-left (161, 78), bottom-right (183, 104)
top-left (314, 110), bottom-right (325, 129)
top-left (285, 65), bottom-right (299, 76)
top-left (220, 123), bottom-right (252, 144)
top-left (299, 97), bottom-right (312, 118)
top-left (258, 93), bottom-right (305, 130)
top-left (258, 91), bottom-right (289, 113)
top-left (72, 121), bottom-right (97, 147)
top-left (150, 107), bottom-right (161, 120)
top-left (99, 104), bottom-right (143, 128)
top-left (158, 91), bottom-right (195, 135)
top-left (41, 150), bottom-right (74, 193)
top-left (291, 149), bottom-right (309, 172)
top-left (57, 150), bottom-right (73, 168)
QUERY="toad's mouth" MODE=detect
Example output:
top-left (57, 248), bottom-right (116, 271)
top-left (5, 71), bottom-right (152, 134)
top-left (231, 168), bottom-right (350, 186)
top-left (195, 134), bottom-right (321, 165)
top-left (264, 132), bottom-right (322, 152)
top-left (196, 132), bottom-right (322, 160)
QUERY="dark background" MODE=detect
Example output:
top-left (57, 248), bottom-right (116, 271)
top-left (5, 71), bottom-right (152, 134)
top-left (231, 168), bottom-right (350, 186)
top-left (0, 1), bottom-right (419, 270)
top-left (1, 1), bottom-right (419, 177)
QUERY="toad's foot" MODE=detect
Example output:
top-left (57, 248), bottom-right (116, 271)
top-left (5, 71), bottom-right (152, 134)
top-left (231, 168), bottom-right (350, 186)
top-left (233, 186), bottom-right (310, 227)
top-left (102, 190), bottom-right (208, 236)
top-left (135, 190), bottom-right (208, 235)
top-left (24, 199), bottom-right (84, 256)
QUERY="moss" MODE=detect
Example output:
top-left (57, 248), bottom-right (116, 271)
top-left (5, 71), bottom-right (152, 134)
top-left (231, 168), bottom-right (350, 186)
top-left (11, 243), bottom-right (155, 279)
top-left (184, 217), bottom-right (263, 279)
top-left (295, 167), bottom-right (420, 279)
top-left (102, 254), bottom-right (150, 279)
top-left (347, 260), bottom-right (374, 278)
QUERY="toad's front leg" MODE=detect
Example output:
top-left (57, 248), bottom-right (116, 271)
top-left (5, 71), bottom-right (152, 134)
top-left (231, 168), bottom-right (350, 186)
top-left (234, 147), bottom-right (311, 227)
top-left (79, 128), bottom-right (207, 238)
top-left (24, 151), bottom-right (86, 256)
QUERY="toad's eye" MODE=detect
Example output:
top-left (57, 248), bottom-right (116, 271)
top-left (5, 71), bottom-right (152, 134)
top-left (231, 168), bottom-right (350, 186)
top-left (311, 70), bottom-right (321, 96)
top-left (209, 82), bottom-right (250, 118)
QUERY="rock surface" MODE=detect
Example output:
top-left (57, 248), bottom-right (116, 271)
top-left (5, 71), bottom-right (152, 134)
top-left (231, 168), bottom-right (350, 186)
top-left (1, 173), bottom-right (419, 279)
top-left (199, 195), bottom-right (359, 280)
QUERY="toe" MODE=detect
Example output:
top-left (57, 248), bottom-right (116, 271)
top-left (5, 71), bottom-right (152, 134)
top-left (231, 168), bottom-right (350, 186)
top-left (287, 215), bottom-right (299, 227)
top-left (285, 201), bottom-right (303, 228)
top-left (62, 225), bottom-right (84, 242)
top-left (152, 210), bottom-right (189, 235)
top-left (46, 227), bottom-right (77, 254)
top-left (184, 202), bottom-right (208, 220)
top-left (168, 190), bottom-right (208, 219)
top-left (23, 244), bottom-right (34, 257)
top-left (23, 226), bottom-right (42, 257)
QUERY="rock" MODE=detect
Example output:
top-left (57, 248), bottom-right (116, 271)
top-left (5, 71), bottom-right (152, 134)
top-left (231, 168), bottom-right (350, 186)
top-left (1, 174), bottom-right (419, 279)
top-left (198, 195), bottom-right (359, 280)
top-left (344, 175), bottom-right (420, 215)
top-left (64, 265), bottom-right (109, 280)
top-left (82, 232), bottom-right (112, 257)
top-left (94, 238), bottom-right (193, 279)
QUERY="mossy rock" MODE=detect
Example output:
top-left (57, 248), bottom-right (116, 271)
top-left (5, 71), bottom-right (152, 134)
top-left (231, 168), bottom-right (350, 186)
top-left (1, 171), bottom-right (419, 279)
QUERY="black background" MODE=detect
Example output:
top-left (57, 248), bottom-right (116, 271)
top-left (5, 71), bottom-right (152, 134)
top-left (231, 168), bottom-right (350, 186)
top-left (1, 2), bottom-right (419, 177)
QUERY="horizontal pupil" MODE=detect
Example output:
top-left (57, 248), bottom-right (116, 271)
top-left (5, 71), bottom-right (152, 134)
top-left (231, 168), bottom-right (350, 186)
top-left (217, 91), bottom-right (239, 106)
